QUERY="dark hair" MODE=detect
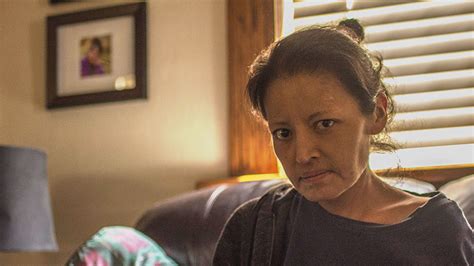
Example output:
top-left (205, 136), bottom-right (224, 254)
top-left (246, 19), bottom-right (396, 152)
top-left (90, 38), bottom-right (103, 54)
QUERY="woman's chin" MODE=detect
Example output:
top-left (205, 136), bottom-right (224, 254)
top-left (297, 186), bottom-right (340, 203)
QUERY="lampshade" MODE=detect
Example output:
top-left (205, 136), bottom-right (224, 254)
top-left (0, 145), bottom-right (58, 251)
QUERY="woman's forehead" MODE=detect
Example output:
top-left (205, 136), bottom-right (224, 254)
top-left (265, 72), bottom-right (354, 104)
top-left (264, 72), bottom-right (359, 122)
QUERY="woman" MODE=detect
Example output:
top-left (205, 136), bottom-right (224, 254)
top-left (213, 19), bottom-right (473, 265)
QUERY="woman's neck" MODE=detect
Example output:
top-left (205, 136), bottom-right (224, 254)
top-left (317, 168), bottom-right (420, 224)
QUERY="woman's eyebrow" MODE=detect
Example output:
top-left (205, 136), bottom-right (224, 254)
top-left (268, 110), bottom-right (335, 125)
top-left (267, 120), bottom-right (288, 128)
top-left (308, 110), bottom-right (330, 121)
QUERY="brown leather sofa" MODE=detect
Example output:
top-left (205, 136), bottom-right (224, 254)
top-left (135, 176), bottom-right (474, 266)
top-left (135, 180), bottom-right (284, 265)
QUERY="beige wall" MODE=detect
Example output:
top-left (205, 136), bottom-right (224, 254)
top-left (0, 0), bottom-right (228, 264)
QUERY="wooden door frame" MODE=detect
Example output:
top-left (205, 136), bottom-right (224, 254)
top-left (227, 0), bottom-right (282, 176)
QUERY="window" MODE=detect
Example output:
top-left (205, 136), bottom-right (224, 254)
top-left (282, 0), bottom-right (474, 171)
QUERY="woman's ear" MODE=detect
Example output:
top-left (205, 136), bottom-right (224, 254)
top-left (368, 93), bottom-right (388, 135)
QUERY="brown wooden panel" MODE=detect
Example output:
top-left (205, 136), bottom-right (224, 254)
top-left (228, 0), bottom-right (279, 176)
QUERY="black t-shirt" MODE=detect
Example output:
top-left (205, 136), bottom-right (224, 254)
top-left (283, 192), bottom-right (473, 265)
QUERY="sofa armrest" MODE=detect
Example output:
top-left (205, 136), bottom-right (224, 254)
top-left (135, 179), bottom-right (285, 266)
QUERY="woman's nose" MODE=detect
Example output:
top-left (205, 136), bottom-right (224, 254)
top-left (295, 131), bottom-right (320, 164)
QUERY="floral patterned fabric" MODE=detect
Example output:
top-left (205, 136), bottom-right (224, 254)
top-left (67, 226), bottom-right (178, 266)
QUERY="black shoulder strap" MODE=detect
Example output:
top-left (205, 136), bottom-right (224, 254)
top-left (242, 183), bottom-right (295, 265)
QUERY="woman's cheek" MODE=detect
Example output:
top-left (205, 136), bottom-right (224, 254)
top-left (273, 142), bottom-right (294, 176)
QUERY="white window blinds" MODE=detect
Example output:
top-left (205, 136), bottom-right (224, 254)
top-left (282, 0), bottom-right (474, 170)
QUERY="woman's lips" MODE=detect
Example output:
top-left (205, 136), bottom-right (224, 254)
top-left (299, 170), bottom-right (331, 183)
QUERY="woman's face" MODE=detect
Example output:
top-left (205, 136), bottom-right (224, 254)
top-left (264, 71), bottom-right (383, 202)
top-left (87, 47), bottom-right (100, 65)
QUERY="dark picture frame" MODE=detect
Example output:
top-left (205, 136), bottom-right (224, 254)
top-left (46, 2), bottom-right (147, 109)
top-left (49, 0), bottom-right (80, 4)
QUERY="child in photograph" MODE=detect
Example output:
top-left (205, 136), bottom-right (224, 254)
top-left (81, 37), bottom-right (105, 77)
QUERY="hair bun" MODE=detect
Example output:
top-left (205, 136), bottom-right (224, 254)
top-left (337, 18), bottom-right (365, 43)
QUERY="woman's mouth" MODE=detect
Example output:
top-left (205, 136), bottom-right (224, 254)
top-left (299, 170), bottom-right (332, 183)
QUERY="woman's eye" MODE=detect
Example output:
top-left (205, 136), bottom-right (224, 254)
top-left (273, 129), bottom-right (291, 140)
top-left (316, 120), bottom-right (335, 130)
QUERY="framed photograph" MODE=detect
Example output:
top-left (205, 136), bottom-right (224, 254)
top-left (46, 2), bottom-right (147, 109)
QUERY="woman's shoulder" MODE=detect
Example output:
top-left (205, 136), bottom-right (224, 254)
top-left (423, 192), bottom-right (474, 263)
top-left (415, 192), bottom-right (473, 238)
top-left (231, 181), bottom-right (296, 217)
top-left (420, 192), bottom-right (467, 219)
